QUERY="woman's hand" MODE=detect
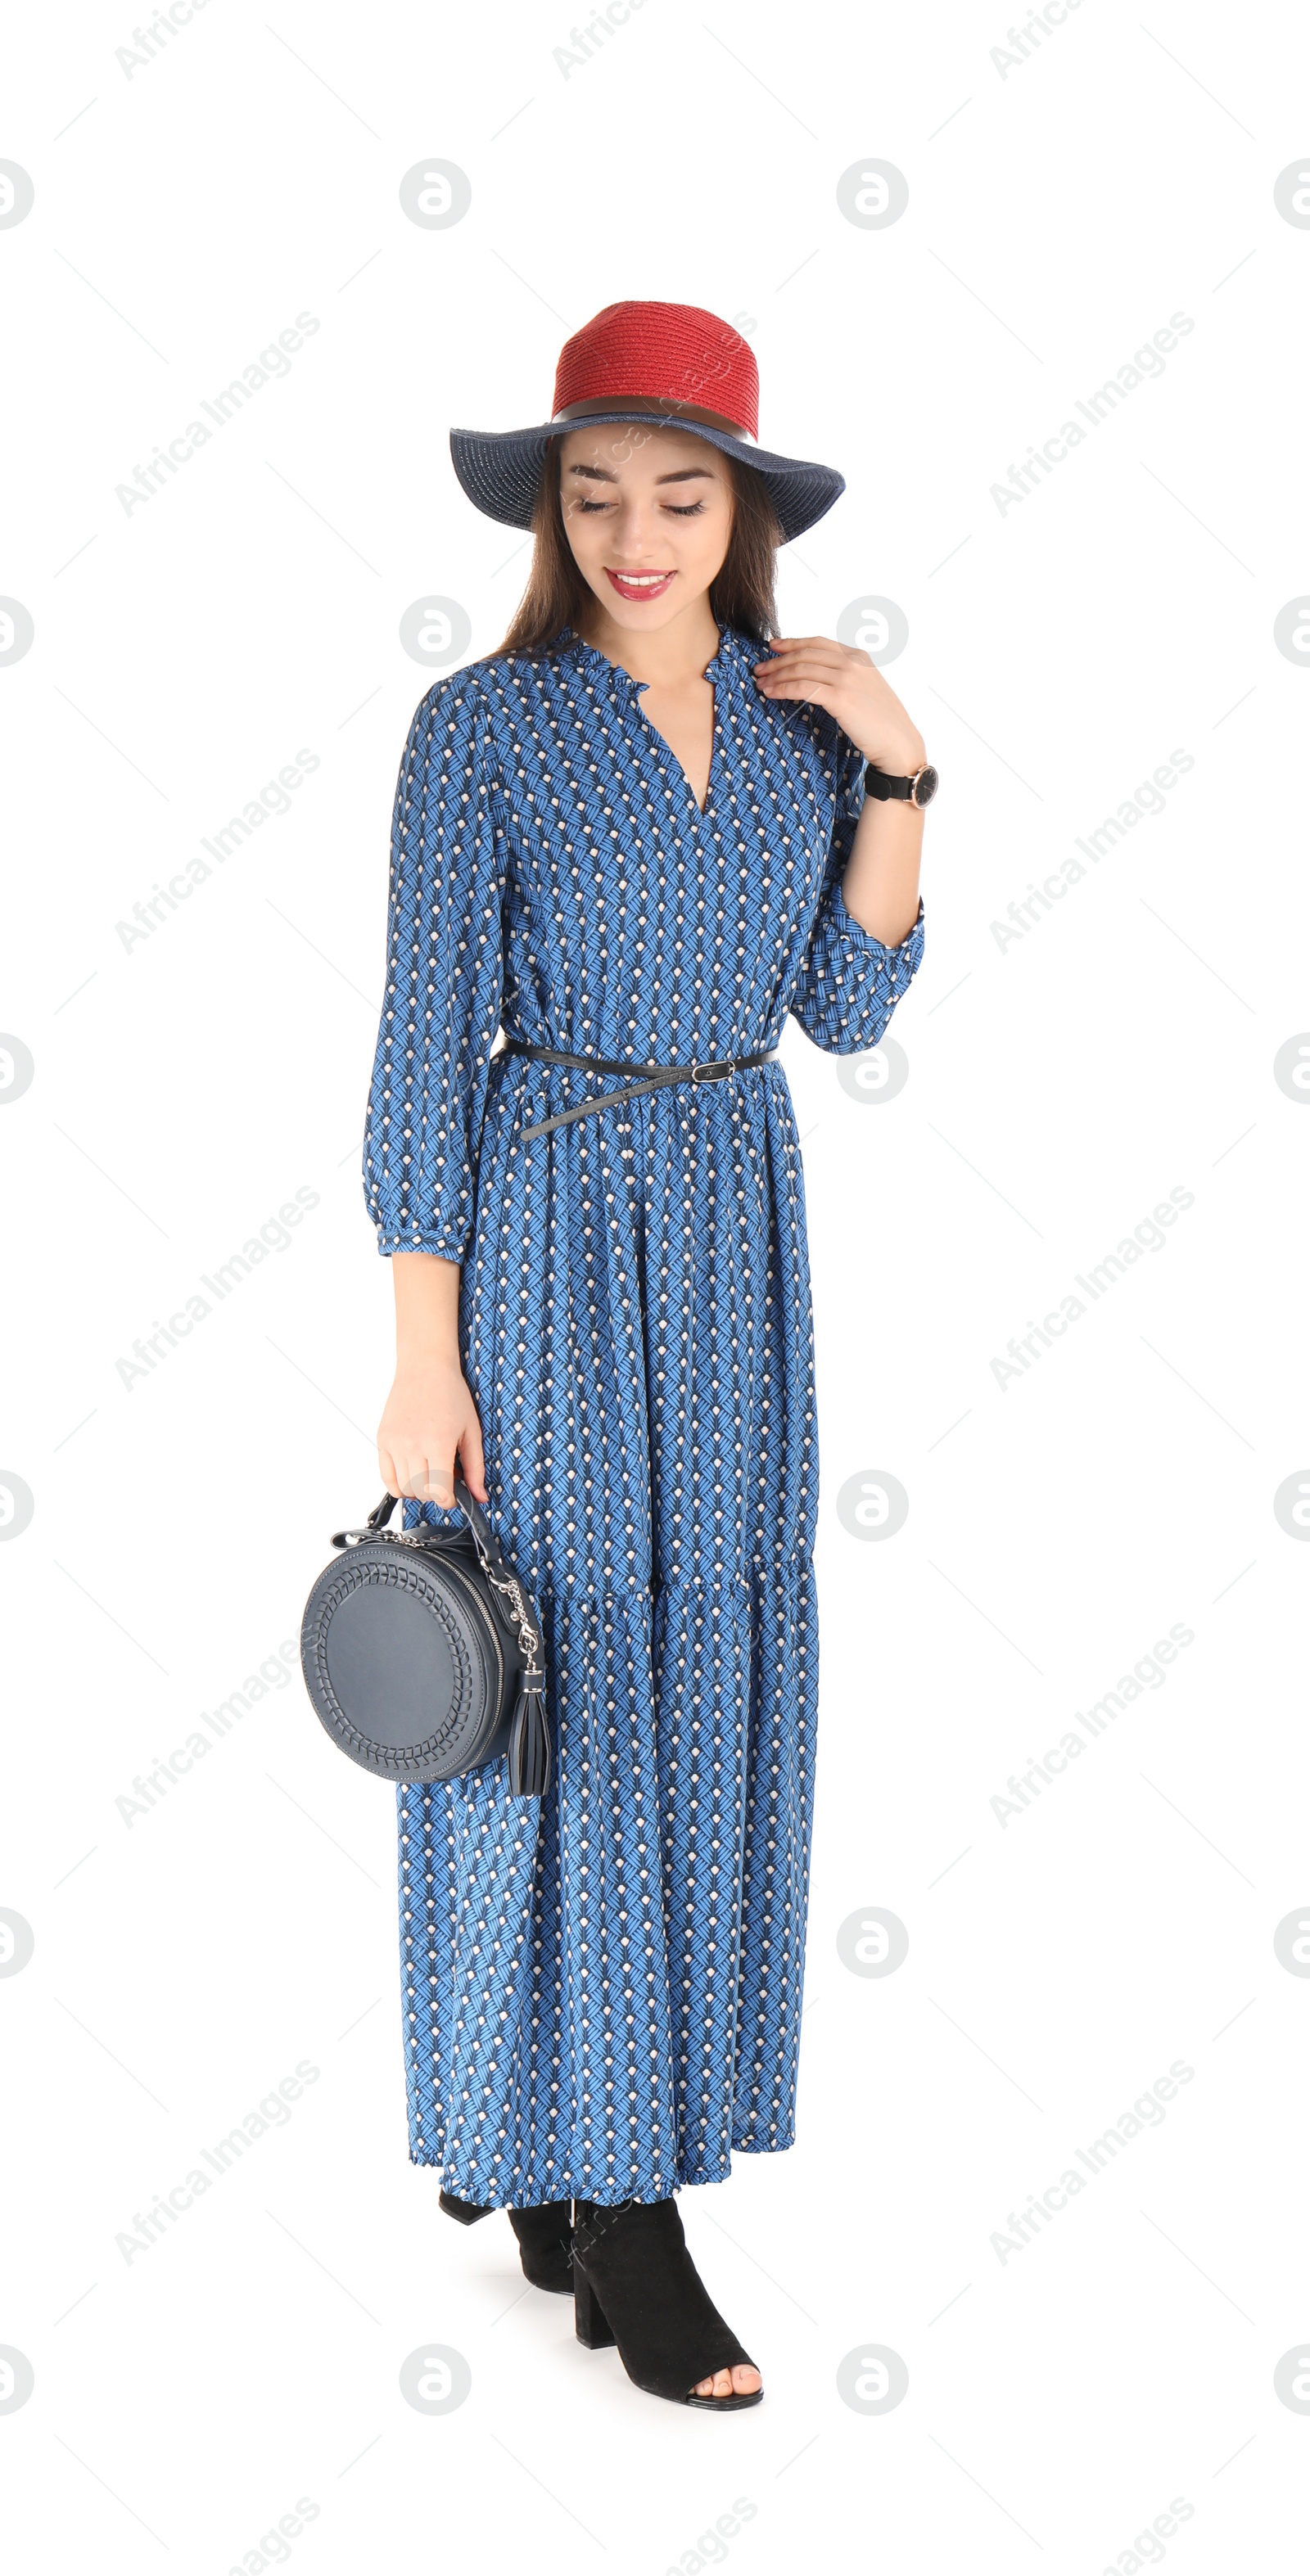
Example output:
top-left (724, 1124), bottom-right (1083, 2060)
top-left (377, 1355), bottom-right (488, 1509)
top-left (754, 635), bottom-right (928, 946)
top-left (752, 635), bottom-right (927, 775)
top-left (381, 1256), bottom-right (486, 1509)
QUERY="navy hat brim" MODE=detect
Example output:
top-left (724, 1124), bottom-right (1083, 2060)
top-left (449, 414), bottom-right (845, 544)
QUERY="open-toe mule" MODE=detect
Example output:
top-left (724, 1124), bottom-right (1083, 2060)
top-left (571, 2195), bottom-right (762, 2409)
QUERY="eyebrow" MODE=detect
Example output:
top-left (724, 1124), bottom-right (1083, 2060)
top-left (565, 462), bottom-right (716, 485)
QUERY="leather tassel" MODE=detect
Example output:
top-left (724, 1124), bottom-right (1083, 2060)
top-left (508, 1685), bottom-right (551, 1800)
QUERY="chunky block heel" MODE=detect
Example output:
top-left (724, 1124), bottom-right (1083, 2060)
top-left (569, 2195), bottom-right (761, 2407)
top-left (573, 2262), bottom-right (617, 2348)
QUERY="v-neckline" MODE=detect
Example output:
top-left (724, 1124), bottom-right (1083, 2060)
top-left (560, 625), bottom-right (739, 827)
top-left (639, 679), bottom-right (718, 822)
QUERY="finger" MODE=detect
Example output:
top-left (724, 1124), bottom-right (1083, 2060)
top-left (397, 1450), bottom-right (438, 1506)
top-left (754, 665), bottom-right (837, 690)
top-left (377, 1442), bottom-right (400, 1499)
top-left (755, 636), bottom-right (847, 662)
top-left (427, 1444), bottom-right (457, 1510)
top-left (754, 670), bottom-right (841, 701)
top-left (458, 1413), bottom-right (488, 1505)
top-left (752, 650), bottom-right (842, 679)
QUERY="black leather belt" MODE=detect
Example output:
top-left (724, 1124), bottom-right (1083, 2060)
top-left (501, 1037), bottom-right (778, 1142)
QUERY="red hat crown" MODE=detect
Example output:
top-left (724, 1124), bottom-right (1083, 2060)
top-left (552, 300), bottom-right (759, 442)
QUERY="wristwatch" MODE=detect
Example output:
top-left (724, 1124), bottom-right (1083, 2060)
top-left (865, 760), bottom-right (939, 810)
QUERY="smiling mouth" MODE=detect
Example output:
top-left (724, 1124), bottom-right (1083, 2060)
top-left (605, 567), bottom-right (677, 600)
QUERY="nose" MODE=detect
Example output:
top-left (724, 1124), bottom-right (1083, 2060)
top-left (609, 494), bottom-right (663, 554)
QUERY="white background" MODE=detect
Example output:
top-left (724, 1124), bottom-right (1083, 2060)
top-left (2, 1), bottom-right (1309, 2568)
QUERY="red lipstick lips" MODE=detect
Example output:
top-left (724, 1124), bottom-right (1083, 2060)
top-left (605, 568), bottom-right (676, 603)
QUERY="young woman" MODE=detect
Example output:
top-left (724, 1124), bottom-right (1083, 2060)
top-left (362, 301), bottom-right (932, 2411)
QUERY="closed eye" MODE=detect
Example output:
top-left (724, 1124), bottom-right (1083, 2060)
top-left (577, 499), bottom-right (707, 516)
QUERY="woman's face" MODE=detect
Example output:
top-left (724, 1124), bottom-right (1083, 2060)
top-left (557, 421), bottom-right (734, 634)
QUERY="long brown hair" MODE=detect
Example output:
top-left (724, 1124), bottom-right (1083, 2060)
top-left (482, 435), bottom-right (782, 661)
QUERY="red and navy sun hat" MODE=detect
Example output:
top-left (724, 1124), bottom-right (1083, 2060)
top-left (449, 300), bottom-right (845, 544)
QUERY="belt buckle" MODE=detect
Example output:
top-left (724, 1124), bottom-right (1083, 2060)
top-left (691, 1058), bottom-right (731, 1085)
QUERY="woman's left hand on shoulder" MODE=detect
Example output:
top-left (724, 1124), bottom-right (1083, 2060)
top-left (752, 635), bottom-right (926, 774)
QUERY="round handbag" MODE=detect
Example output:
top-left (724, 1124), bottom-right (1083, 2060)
top-left (299, 1477), bottom-right (551, 1798)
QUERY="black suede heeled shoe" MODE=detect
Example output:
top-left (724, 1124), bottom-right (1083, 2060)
top-left (508, 2200), bottom-right (574, 2294)
top-left (571, 2196), bottom-right (762, 2409)
top-left (437, 2189), bottom-right (574, 2295)
top-left (438, 2188), bottom-right (491, 2228)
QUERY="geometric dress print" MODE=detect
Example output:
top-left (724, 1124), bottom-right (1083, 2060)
top-left (362, 621), bottom-right (925, 2208)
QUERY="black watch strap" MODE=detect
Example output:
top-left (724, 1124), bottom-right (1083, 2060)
top-left (865, 760), bottom-right (939, 810)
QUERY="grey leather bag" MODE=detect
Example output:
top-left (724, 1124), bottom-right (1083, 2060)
top-left (299, 1477), bottom-right (550, 1798)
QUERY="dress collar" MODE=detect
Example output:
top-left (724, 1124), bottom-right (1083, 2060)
top-left (556, 623), bottom-right (759, 696)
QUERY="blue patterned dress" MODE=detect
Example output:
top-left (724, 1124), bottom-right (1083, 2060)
top-left (362, 623), bottom-right (924, 2208)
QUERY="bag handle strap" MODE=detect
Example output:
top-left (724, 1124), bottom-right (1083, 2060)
top-left (361, 1482), bottom-right (544, 1680)
top-left (362, 1479), bottom-right (506, 1581)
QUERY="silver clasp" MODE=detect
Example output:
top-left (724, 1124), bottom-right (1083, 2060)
top-left (691, 1058), bottom-right (732, 1085)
